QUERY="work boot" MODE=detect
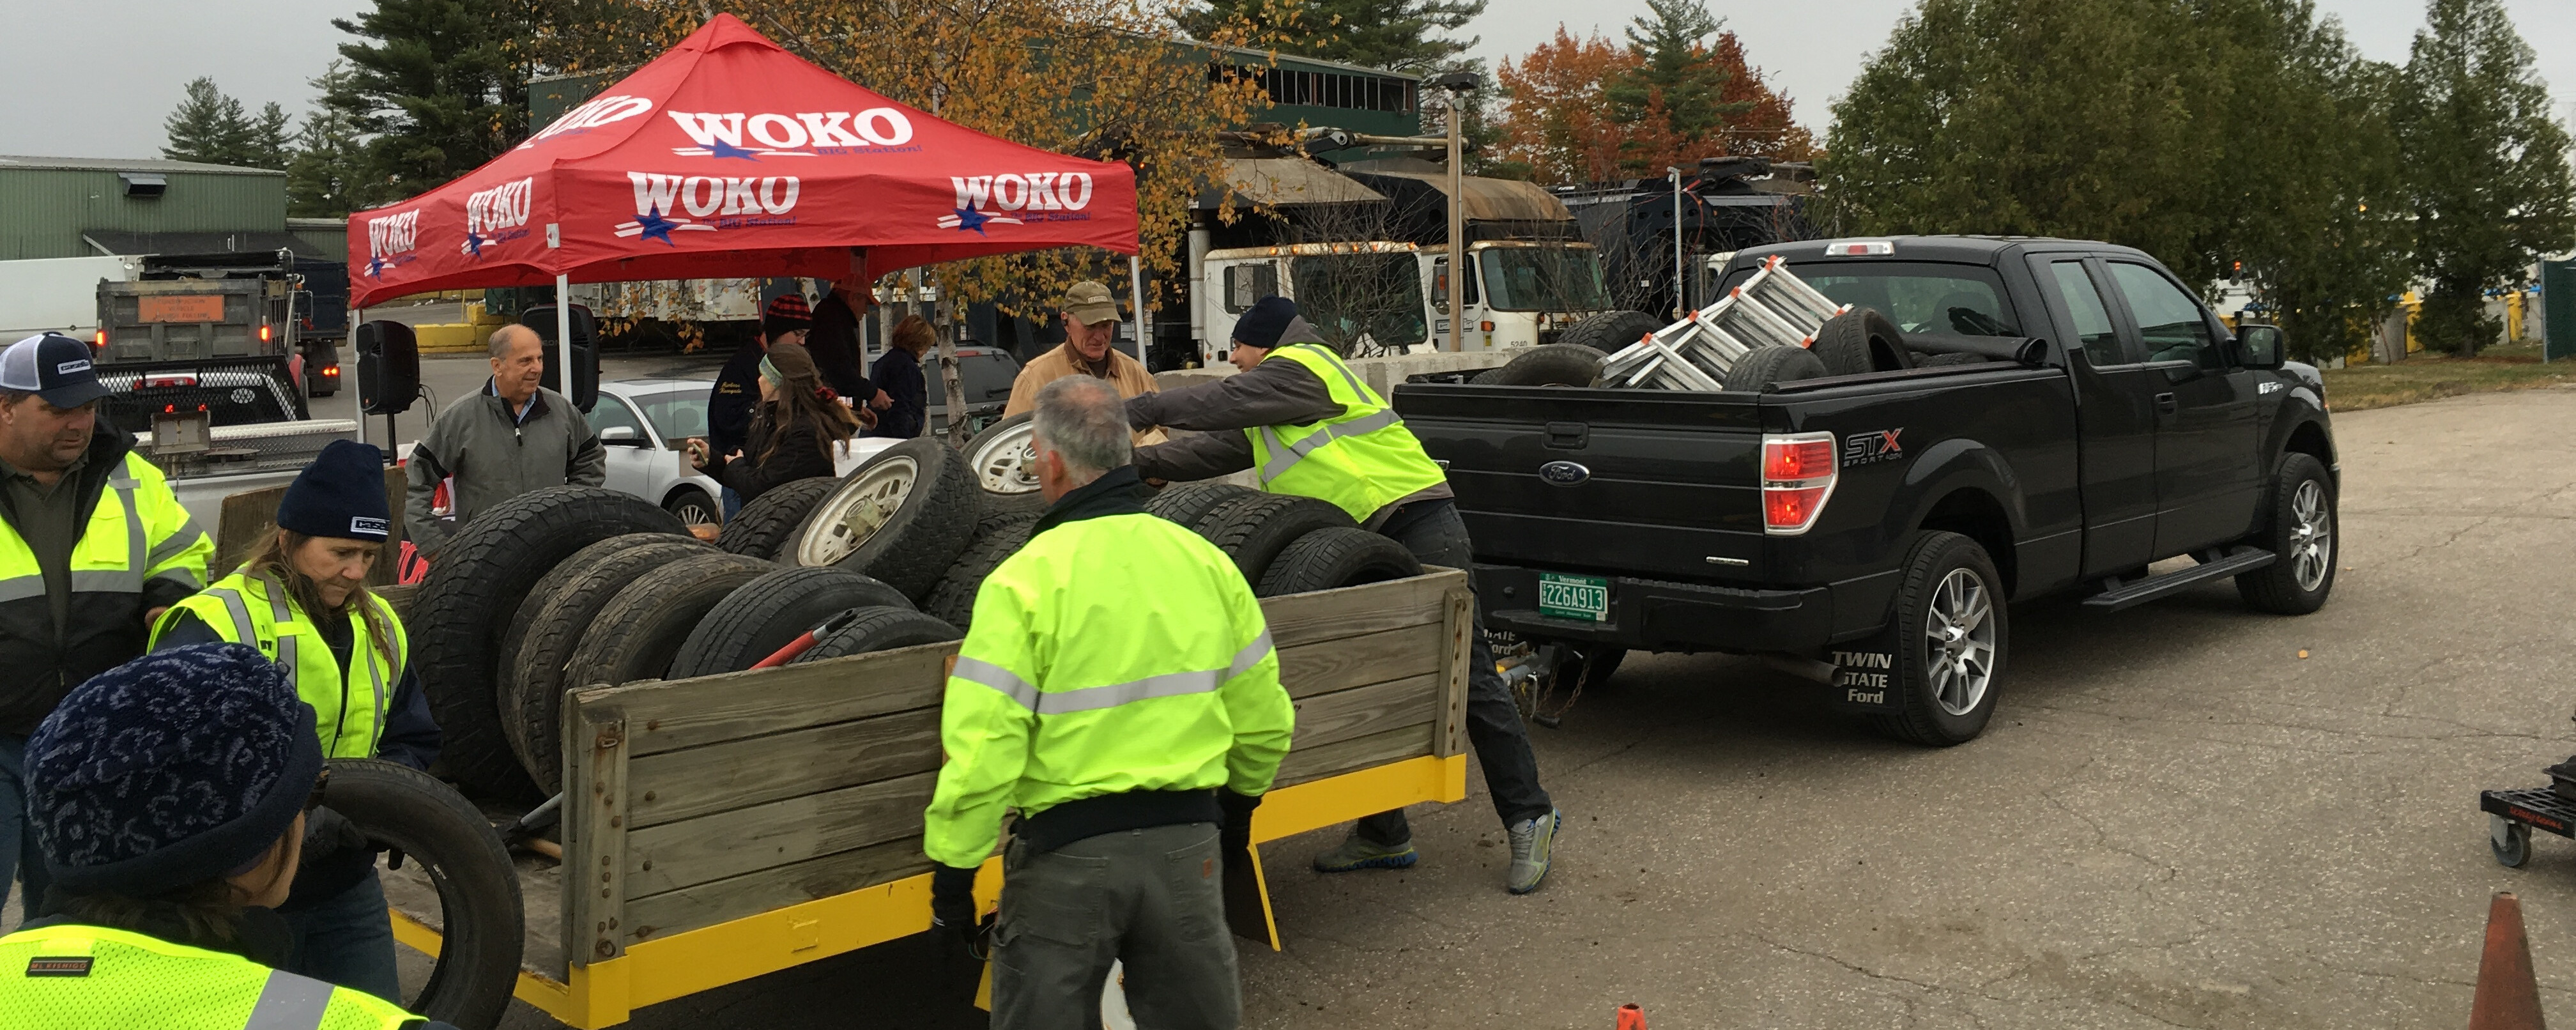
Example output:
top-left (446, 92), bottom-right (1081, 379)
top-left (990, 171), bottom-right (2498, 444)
top-left (1505, 809), bottom-right (1561, 895)
top-left (1312, 832), bottom-right (1418, 872)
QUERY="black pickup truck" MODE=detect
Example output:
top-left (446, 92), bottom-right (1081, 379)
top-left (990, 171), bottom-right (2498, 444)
top-left (1397, 236), bottom-right (2339, 746)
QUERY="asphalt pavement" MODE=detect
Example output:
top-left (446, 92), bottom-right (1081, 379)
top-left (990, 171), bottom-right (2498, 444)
top-left (457, 383), bottom-right (2576, 1028)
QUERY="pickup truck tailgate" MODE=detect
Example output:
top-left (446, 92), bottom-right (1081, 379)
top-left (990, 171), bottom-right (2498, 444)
top-left (1395, 384), bottom-right (1766, 580)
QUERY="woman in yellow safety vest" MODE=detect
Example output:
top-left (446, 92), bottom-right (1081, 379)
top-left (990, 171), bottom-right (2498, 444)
top-left (0, 643), bottom-right (440, 1027)
top-left (148, 440), bottom-right (439, 1006)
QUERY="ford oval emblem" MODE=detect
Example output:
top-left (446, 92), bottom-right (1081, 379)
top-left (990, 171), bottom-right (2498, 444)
top-left (1538, 461), bottom-right (1591, 487)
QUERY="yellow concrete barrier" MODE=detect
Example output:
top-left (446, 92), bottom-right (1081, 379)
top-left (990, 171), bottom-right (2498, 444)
top-left (416, 323), bottom-right (486, 354)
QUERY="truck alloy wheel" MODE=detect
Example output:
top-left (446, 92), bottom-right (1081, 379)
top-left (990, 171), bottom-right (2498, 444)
top-left (2235, 452), bottom-right (2337, 615)
top-left (1924, 569), bottom-right (1997, 716)
top-left (801, 457), bottom-right (918, 566)
top-left (1871, 530), bottom-right (2007, 746)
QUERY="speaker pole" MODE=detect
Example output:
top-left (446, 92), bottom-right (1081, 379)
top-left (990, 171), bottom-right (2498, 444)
top-left (555, 274), bottom-right (574, 406)
top-left (349, 306), bottom-right (365, 444)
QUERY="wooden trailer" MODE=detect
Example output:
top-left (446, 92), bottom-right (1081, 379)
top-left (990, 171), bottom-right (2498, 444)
top-left (383, 568), bottom-right (1474, 1027)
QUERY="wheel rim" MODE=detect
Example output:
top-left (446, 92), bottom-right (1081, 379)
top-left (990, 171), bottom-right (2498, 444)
top-left (797, 457), bottom-right (917, 566)
top-left (673, 496), bottom-right (717, 525)
top-left (970, 420), bottom-right (1041, 495)
top-left (2288, 479), bottom-right (2333, 592)
top-left (1922, 567), bottom-right (1996, 716)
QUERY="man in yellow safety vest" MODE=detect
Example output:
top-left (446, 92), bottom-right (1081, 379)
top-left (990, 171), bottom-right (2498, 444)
top-left (1124, 296), bottom-right (1562, 895)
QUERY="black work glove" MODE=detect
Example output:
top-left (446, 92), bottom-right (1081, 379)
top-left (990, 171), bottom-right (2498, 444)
top-left (302, 805), bottom-right (370, 864)
top-left (281, 806), bottom-right (376, 913)
top-left (929, 865), bottom-right (983, 956)
top-left (1218, 789), bottom-right (1262, 859)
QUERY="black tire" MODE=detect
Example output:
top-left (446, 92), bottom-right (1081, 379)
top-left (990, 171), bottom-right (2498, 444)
top-left (1561, 310), bottom-right (1664, 353)
top-left (2235, 452), bottom-right (2337, 615)
top-left (924, 511), bottom-right (1043, 631)
top-left (793, 436), bottom-right (983, 600)
top-left (498, 534), bottom-right (714, 786)
top-left (1146, 481), bottom-right (1260, 532)
top-left (1811, 307), bottom-right (1912, 376)
top-left (1723, 345), bottom-right (1830, 390)
top-left (411, 487), bottom-right (685, 799)
top-left (1253, 526), bottom-right (1423, 596)
top-left (1870, 530), bottom-right (2008, 747)
top-left (1914, 352), bottom-right (1988, 367)
top-left (1197, 493), bottom-right (1358, 584)
top-left (323, 758), bottom-right (521, 1030)
top-left (1476, 344), bottom-right (1605, 387)
top-left (564, 553), bottom-right (776, 696)
top-left (792, 605), bottom-right (963, 663)
top-left (717, 476), bottom-right (839, 560)
top-left (664, 487), bottom-right (723, 527)
top-left (669, 566), bottom-right (914, 679)
top-left (964, 412), bottom-right (1046, 513)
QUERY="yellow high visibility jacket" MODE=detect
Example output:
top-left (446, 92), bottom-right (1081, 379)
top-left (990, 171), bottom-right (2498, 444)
top-left (1245, 344), bottom-right (1448, 523)
top-left (923, 480), bottom-right (1295, 868)
top-left (0, 447), bottom-right (210, 728)
top-left (152, 573), bottom-right (408, 759)
top-left (0, 923), bottom-right (420, 1029)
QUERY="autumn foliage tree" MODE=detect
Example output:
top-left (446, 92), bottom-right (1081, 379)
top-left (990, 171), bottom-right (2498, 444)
top-left (1494, 4), bottom-right (1812, 186)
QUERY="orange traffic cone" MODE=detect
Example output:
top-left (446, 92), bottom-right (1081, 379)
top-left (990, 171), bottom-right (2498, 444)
top-left (1616, 1003), bottom-right (1648, 1030)
top-left (2469, 891), bottom-right (2546, 1030)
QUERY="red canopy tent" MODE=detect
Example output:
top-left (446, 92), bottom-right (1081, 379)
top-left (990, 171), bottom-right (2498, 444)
top-left (343, 13), bottom-right (1140, 418)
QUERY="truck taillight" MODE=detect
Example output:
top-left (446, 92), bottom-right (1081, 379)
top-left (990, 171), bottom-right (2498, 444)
top-left (91, 330), bottom-right (104, 349)
top-left (322, 365), bottom-right (340, 377)
top-left (259, 325), bottom-right (273, 342)
top-left (1761, 432), bottom-right (1838, 535)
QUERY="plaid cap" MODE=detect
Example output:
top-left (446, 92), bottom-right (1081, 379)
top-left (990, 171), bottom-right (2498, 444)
top-left (1, 333), bottom-right (109, 408)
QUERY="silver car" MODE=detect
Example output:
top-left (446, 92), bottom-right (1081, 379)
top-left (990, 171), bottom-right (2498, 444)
top-left (588, 377), bottom-right (898, 525)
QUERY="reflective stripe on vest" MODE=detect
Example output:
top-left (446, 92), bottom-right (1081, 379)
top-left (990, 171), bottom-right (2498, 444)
top-left (1243, 344), bottom-right (1449, 522)
top-left (0, 454), bottom-right (204, 608)
top-left (243, 968), bottom-right (337, 1030)
top-left (161, 574), bottom-right (404, 758)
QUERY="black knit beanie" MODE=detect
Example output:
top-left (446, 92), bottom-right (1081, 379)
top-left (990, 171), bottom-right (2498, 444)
top-left (275, 440), bottom-right (390, 542)
top-left (1232, 296), bottom-right (1298, 350)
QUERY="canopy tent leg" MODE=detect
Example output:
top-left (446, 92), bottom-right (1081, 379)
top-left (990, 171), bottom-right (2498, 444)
top-left (556, 274), bottom-right (574, 405)
top-left (350, 307), bottom-right (365, 444)
top-left (1128, 254), bottom-right (1148, 364)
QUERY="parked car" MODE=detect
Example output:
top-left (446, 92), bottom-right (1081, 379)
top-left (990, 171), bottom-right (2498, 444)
top-left (587, 377), bottom-right (897, 524)
top-left (921, 345), bottom-right (1021, 441)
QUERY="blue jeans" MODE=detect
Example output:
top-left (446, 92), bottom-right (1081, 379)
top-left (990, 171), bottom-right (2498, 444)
top-left (721, 486), bottom-right (744, 519)
top-left (0, 734), bottom-right (54, 927)
top-left (282, 868), bottom-right (403, 1006)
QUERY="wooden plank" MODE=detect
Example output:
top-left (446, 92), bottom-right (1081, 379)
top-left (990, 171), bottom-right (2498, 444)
top-left (581, 642), bottom-right (955, 757)
top-left (1289, 674), bottom-right (1441, 753)
top-left (622, 772), bottom-right (938, 897)
top-left (1259, 569), bottom-right (1462, 649)
top-left (1275, 723), bottom-right (1434, 788)
top-left (562, 701), bottom-right (632, 967)
top-left (1437, 586), bottom-right (1473, 758)
top-left (622, 836), bottom-right (935, 944)
top-left (626, 709), bottom-right (941, 829)
top-left (1278, 622), bottom-right (1441, 700)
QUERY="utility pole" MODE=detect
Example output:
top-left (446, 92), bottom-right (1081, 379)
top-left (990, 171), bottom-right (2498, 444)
top-left (1432, 72), bottom-right (1482, 353)
top-left (1669, 167), bottom-right (1685, 320)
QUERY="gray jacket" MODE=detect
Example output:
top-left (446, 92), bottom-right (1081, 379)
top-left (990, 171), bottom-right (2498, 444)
top-left (1127, 318), bottom-right (1450, 526)
top-left (404, 381), bottom-right (606, 556)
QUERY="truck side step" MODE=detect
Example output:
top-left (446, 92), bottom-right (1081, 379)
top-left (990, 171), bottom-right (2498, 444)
top-left (2080, 548), bottom-right (2275, 611)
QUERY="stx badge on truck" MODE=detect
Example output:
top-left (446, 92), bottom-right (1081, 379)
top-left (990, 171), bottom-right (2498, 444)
top-left (1843, 428), bottom-right (1903, 466)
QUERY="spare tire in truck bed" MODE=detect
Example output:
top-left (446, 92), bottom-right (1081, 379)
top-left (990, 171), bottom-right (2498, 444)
top-left (1809, 307), bottom-right (1912, 376)
top-left (1722, 344), bottom-right (1831, 390)
top-left (1561, 310), bottom-right (1664, 353)
top-left (325, 758), bottom-right (522, 1030)
top-left (499, 534), bottom-right (715, 787)
top-left (409, 486), bottom-right (684, 800)
top-left (668, 565), bottom-right (914, 679)
top-left (792, 436), bottom-right (982, 601)
top-left (1471, 344), bottom-right (1607, 387)
top-left (716, 475), bottom-right (839, 560)
top-left (1196, 493), bottom-right (1358, 584)
top-left (1254, 526), bottom-right (1424, 596)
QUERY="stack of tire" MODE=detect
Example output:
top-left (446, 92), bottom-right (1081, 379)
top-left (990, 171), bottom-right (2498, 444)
top-left (1143, 482), bottom-right (1423, 597)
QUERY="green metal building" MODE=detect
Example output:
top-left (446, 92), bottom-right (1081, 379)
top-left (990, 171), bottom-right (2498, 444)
top-left (0, 156), bottom-right (323, 261)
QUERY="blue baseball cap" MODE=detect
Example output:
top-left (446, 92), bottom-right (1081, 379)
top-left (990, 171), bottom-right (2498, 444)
top-left (1, 333), bottom-right (109, 408)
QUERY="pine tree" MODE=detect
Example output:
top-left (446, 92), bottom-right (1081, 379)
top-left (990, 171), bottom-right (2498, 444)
top-left (289, 62), bottom-right (368, 218)
top-left (243, 102), bottom-right (296, 171)
top-left (1178, 0), bottom-right (1485, 74)
top-left (163, 77), bottom-right (254, 166)
top-left (328, 0), bottom-right (539, 204)
top-left (2394, 0), bottom-right (2576, 355)
top-left (1601, 0), bottom-right (1754, 176)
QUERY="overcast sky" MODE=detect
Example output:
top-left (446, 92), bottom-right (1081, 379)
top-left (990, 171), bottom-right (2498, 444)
top-left (0, 0), bottom-right (2566, 160)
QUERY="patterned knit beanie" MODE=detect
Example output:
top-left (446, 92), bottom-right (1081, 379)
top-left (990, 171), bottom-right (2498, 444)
top-left (26, 643), bottom-right (323, 897)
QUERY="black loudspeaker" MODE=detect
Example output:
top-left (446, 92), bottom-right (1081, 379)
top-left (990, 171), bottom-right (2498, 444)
top-left (355, 321), bottom-right (419, 416)
top-left (519, 304), bottom-right (601, 412)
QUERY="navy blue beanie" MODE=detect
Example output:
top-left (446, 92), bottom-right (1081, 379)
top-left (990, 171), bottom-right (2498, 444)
top-left (1232, 296), bottom-right (1298, 351)
top-left (27, 643), bottom-right (323, 898)
top-left (276, 440), bottom-right (389, 542)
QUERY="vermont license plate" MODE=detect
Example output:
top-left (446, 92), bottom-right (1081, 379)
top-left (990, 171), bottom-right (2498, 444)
top-left (1536, 573), bottom-right (1611, 622)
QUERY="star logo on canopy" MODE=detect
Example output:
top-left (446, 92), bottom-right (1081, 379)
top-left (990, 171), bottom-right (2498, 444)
top-left (951, 206), bottom-right (990, 234)
top-left (367, 255), bottom-right (387, 278)
top-left (707, 139), bottom-right (760, 160)
top-left (636, 206), bottom-right (680, 245)
top-left (464, 231), bottom-right (486, 257)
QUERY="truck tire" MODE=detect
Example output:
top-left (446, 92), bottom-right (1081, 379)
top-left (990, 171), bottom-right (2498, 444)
top-left (1561, 311), bottom-right (1664, 353)
top-left (717, 476), bottom-right (839, 560)
top-left (1197, 493), bottom-right (1358, 583)
top-left (669, 566), bottom-right (914, 678)
top-left (1474, 344), bottom-right (1605, 387)
top-left (1253, 527), bottom-right (1423, 597)
top-left (1811, 307), bottom-right (1912, 376)
top-left (411, 487), bottom-right (684, 800)
top-left (498, 534), bottom-right (714, 784)
top-left (1147, 482), bottom-right (1259, 532)
top-left (1723, 345), bottom-right (1830, 390)
top-left (924, 511), bottom-right (1043, 631)
top-left (1871, 530), bottom-right (2008, 747)
top-left (564, 552), bottom-right (776, 694)
top-left (2235, 452), bottom-right (2336, 615)
top-left (322, 758), bottom-right (521, 1030)
top-left (793, 437), bottom-right (982, 600)
top-left (792, 606), bottom-right (963, 663)
top-left (965, 413), bottom-right (1046, 514)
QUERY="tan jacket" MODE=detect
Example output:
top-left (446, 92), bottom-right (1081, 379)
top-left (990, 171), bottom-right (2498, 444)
top-left (1003, 343), bottom-right (1159, 415)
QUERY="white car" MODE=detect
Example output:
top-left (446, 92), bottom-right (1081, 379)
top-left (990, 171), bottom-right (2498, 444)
top-left (587, 377), bottom-right (895, 525)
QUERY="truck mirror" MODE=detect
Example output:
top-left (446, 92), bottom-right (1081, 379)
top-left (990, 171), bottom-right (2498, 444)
top-left (2233, 325), bottom-right (2285, 369)
top-left (356, 321), bottom-right (420, 417)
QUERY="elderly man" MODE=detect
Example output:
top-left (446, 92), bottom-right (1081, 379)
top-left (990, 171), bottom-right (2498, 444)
top-left (1002, 281), bottom-right (1158, 416)
top-left (0, 333), bottom-right (211, 923)
top-left (404, 325), bottom-right (606, 558)
top-left (925, 375), bottom-right (1293, 1030)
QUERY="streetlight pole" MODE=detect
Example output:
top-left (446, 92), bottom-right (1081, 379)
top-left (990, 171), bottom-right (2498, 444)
top-left (1669, 167), bottom-right (1685, 319)
top-left (1429, 72), bottom-right (1482, 353)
